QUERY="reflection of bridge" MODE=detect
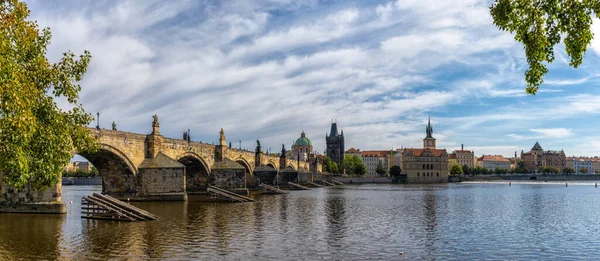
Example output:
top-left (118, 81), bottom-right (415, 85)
top-left (0, 117), bottom-right (320, 212)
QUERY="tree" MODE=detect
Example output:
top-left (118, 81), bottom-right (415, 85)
top-left (450, 165), bottom-right (463, 176)
top-left (515, 160), bottom-right (529, 173)
top-left (341, 155), bottom-right (354, 174)
top-left (580, 168), bottom-right (589, 174)
top-left (462, 164), bottom-right (471, 175)
top-left (0, 0), bottom-right (98, 190)
top-left (341, 155), bottom-right (367, 176)
top-left (375, 161), bottom-right (387, 176)
top-left (490, 0), bottom-right (600, 94)
top-left (389, 165), bottom-right (402, 177)
top-left (323, 156), bottom-right (339, 174)
top-left (563, 167), bottom-right (576, 175)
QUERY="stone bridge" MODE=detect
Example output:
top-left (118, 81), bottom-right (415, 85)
top-left (82, 116), bottom-right (314, 200)
top-left (1, 116), bottom-right (320, 212)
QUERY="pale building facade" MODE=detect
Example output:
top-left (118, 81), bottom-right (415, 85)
top-left (567, 157), bottom-right (600, 174)
top-left (454, 144), bottom-right (475, 168)
top-left (521, 142), bottom-right (567, 173)
top-left (361, 151), bottom-right (391, 177)
top-left (64, 161), bottom-right (92, 172)
top-left (401, 118), bottom-right (448, 183)
top-left (476, 155), bottom-right (511, 170)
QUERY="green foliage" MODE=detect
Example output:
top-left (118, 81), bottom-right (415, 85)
top-left (490, 0), bottom-right (600, 94)
top-left (0, 0), bottom-right (98, 190)
top-left (342, 155), bottom-right (367, 176)
top-left (494, 167), bottom-right (509, 174)
top-left (563, 167), bottom-right (576, 174)
top-left (580, 167), bottom-right (589, 174)
top-left (462, 164), bottom-right (471, 175)
top-left (389, 165), bottom-right (402, 176)
top-left (450, 164), bottom-right (463, 175)
top-left (514, 160), bottom-right (529, 173)
top-left (538, 166), bottom-right (560, 174)
top-left (322, 156), bottom-right (339, 174)
top-left (375, 161), bottom-right (387, 176)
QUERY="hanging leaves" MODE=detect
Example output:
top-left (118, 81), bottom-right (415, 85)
top-left (0, 0), bottom-right (98, 190)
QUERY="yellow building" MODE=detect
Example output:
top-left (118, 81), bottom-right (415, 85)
top-left (401, 118), bottom-right (449, 183)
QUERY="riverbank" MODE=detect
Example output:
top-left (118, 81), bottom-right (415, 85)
top-left (461, 174), bottom-right (600, 182)
top-left (62, 177), bottom-right (102, 186)
top-left (332, 176), bottom-right (392, 184)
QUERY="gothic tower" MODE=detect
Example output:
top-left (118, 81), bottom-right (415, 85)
top-left (326, 121), bottom-right (345, 168)
top-left (423, 117), bottom-right (436, 149)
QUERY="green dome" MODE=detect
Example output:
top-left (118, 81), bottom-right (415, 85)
top-left (293, 131), bottom-right (312, 147)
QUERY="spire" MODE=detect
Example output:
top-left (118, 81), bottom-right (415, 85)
top-left (425, 116), bottom-right (434, 139)
top-left (329, 122), bottom-right (339, 138)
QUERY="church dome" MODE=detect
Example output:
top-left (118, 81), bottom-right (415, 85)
top-left (293, 131), bottom-right (312, 147)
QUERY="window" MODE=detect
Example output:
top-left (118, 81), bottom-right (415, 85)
top-left (417, 172), bottom-right (420, 177)
top-left (437, 172), bottom-right (439, 177)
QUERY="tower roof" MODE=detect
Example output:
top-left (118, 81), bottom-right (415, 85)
top-left (425, 116), bottom-right (434, 139)
top-left (293, 131), bottom-right (312, 147)
top-left (328, 122), bottom-right (342, 138)
top-left (531, 142), bottom-right (543, 151)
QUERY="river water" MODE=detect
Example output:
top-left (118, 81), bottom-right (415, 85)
top-left (2, 182), bottom-right (600, 260)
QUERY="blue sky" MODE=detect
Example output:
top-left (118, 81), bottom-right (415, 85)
top-left (27, 0), bottom-right (600, 158)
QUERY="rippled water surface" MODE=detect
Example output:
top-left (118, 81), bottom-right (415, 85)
top-left (2, 182), bottom-right (600, 260)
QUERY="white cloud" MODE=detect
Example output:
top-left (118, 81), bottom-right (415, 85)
top-left (529, 128), bottom-right (573, 138)
top-left (591, 18), bottom-right (600, 55)
top-left (24, 0), bottom-right (600, 158)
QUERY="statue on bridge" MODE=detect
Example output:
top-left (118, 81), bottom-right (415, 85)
top-left (281, 143), bottom-right (286, 155)
top-left (183, 131), bottom-right (188, 141)
top-left (151, 114), bottom-right (160, 135)
top-left (112, 121), bottom-right (116, 131)
top-left (219, 128), bottom-right (226, 146)
top-left (256, 140), bottom-right (261, 153)
top-left (152, 115), bottom-right (159, 127)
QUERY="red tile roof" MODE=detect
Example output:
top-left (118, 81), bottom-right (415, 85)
top-left (403, 148), bottom-right (447, 157)
top-left (345, 148), bottom-right (361, 153)
top-left (448, 153), bottom-right (456, 159)
top-left (480, 155), bottom-right (510, 162)
top-left (361, 150), bottom-right (392, 157)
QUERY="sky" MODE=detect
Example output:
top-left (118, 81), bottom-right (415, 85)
top-left (26, 0), bottom-right (600, 158)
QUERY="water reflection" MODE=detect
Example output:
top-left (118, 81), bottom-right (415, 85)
top-left (0, 214), bottom-right (64, 260)
top-left (3, 183), bottom-right (600, 260)
top-left (325, 190), bottom-right (347, 250)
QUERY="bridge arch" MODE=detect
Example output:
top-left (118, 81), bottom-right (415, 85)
top-left (77, 143), bottom-right (137, 194)
top-left (287, 164), bottom-right (296, 170)
top-left (235, 157), bottom-right (254, 187)
top-left (177, 152), bottom-right (211, 193)
top-left (267, 162), bottom-right (277, 170)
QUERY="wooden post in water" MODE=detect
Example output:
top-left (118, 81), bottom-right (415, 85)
top-left (509, 182), bottom-right (511, 186)
top-left (566, 183), bottom-right (568, 187)
top-left (596, 183), bottom-right (597, 188)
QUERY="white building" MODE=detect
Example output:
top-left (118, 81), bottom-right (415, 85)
top-left (476, 155), bottom-right (510, 170)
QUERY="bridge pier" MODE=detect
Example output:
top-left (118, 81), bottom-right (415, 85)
top-left (0, 171), bottom-right (66, 213)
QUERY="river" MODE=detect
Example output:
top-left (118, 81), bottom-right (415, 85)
top-left (2, 182), bottom-right (600, 260)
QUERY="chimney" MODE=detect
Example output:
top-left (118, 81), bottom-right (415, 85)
top-left (461, 144), bottom-right (464, 151)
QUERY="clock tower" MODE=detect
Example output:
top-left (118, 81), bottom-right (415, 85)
top-left (423, 117), bottom-right (436, 149)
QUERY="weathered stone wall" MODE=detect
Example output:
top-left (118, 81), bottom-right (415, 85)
top-left (0, 172), bottom-right (65, 213)
top-left (297, 172), bottom-right (313, 183)
top-left (278, 170), bottom-right (298, 185)
top-left (137, 167), bottom-right (186, 200)
top-left (253, 170), bottom-right (278, 186)
top-left (212, 168), bottom-right (246, 193)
